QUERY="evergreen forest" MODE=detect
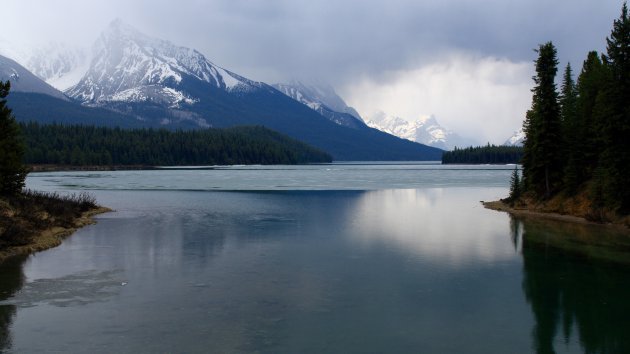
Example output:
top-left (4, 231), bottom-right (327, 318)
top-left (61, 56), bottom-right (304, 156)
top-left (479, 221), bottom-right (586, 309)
top-left (513, 3), bottom-right (630, 215)
top-left (20, 122), bottom-right (333, 166)
top-left (442, 144), bottom-right (523, 164)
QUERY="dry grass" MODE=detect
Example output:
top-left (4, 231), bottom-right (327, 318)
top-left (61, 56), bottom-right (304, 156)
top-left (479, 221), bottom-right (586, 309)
top-left (0, 190), bottom-right (109, 262)
top-left (485, 187), bottom-right (630, 231)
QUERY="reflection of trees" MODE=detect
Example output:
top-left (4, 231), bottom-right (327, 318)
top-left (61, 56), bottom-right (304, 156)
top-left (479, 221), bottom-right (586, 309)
top-left (513, 216), bottom-right (630, 354)
top-left (0, 256), bottom-right (27, 352)
top-left (509, 217), bottom-right (522, 252)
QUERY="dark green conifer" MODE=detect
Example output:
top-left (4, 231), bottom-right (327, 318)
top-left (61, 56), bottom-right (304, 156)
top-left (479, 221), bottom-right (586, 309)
top-left (0, 81), bottom-right (27, 195)
top-left (509, 166), bottom-right (521, 203)
top-left (597, 2), bottom-right (630, 212)
top-left (559, 63), bottom-right (580, 192)
top-left (576, 51), bottom-right (608, 178)
top-left (522, 42), bottom-right (563, 198)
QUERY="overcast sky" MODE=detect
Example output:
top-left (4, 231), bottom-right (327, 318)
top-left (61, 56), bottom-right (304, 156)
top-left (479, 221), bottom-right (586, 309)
top-left (3, 0), bottom-right (625, 143)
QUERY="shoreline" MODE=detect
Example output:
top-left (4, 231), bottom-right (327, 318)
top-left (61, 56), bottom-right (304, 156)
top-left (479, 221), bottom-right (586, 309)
top-left (483, 200), bottom-right (630, 233)
top-left (0, 206), bottom-right (111, 264)
top-left (28, 164), bottom-right (156, 172)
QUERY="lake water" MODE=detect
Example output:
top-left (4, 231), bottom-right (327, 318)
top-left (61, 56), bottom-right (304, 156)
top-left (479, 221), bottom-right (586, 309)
top-left (1, 163), bottom-right (629, 353)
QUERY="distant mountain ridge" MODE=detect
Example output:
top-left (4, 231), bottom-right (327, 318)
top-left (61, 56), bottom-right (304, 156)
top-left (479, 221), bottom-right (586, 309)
top-left (0, 54), bottom-right (69, 101)
top-left (365, 111), bottom-right (476, 150)
top-left (67, 19), bottom-right (264, 107)
top-left (272, 81), bottom-right (366, 129)
top-left (0, 53), bottom-right (173, 128)
top-left (1, 20), bottom-right (443, 161)
top-left (0, 38), bottom-right (87, 91)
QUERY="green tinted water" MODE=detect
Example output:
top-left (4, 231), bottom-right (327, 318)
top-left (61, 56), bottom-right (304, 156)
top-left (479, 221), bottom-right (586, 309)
top-left (0, 164), bottom-right (628, 353)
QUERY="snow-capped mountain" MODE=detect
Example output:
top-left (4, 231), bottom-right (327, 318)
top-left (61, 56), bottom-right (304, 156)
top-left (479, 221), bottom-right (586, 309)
top-left (504, 129), bottom-right (525, 146)
top-left (365, 112), bottom-right (476, 150)
top-left (25, 43), bottom-right (88, 91)
top-left (37, 19), bottom-right (443, 161)
top-left (67, 19), bottom-right (265, 108)
top-left (0, 38), bottom-right (88, 91)
top-left (273, 81), bottom-right (366, 129)
top-left (273, 81), bottom-right (362, 118)
top-left (0, 54), bottom-right (69, 101)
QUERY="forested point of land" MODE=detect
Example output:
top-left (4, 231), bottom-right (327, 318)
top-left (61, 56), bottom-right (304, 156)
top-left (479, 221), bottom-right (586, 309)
top-left (20, 122), bottom-right (333, 166)
top-left (506, 3), bottom-right (630, 220)
top-left (441, 145), bottom-right (523, 164)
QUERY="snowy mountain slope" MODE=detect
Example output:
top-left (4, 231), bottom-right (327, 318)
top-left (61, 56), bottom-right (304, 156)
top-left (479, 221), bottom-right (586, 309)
top-left (0, 38), bottom-right (88, 91)
top-left (365, 112), bottom-right (476, 150)
top-left (273, 81), bottom-right (366, 129)
top-left (56, 19), bottom-right (443, 161)
top-left (25, 43), bottom-right (89, 91)
top-left (0, 54), bottom-right (69, 101)
top-left (504, 129), bottom-right (525, 146)
top-left (67, 19), bottom-right (264, 108)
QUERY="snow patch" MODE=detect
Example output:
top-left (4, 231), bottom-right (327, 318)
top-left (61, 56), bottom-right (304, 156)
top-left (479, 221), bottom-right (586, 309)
top-left (366, 112), bottom-right (476, 150)
top-left (504, 129), bottom-right (525, 146)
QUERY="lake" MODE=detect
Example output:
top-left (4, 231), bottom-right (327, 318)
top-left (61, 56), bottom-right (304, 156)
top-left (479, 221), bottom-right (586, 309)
top-left (1, 163), bottom-right (629, 353)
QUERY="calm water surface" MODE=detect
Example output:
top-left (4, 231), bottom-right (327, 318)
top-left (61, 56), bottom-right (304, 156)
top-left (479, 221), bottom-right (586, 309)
top-left (1, 163), bottom-right (629, 353)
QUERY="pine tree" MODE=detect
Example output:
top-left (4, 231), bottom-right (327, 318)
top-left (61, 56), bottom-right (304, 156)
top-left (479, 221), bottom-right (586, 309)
top-left (0, 81), bottom-right (28, 195)
top-left (597, 2), bottom-right (630, 212)
top-left (559, 63), bottom-right (580, 192)
top-left (522, 42), bottom-right (563, 198)
top-left (576, 51), bottom-right (608, 179)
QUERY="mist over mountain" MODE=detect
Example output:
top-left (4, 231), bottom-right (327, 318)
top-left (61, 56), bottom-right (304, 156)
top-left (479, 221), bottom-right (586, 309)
top-left (0, 54), bottom-right (69, 101)
top-left (25, 43), bottom-right (88, 91)
top-left (1, 20), bottom-right (443, 161)
top-left (0, 38), bottom-right (88, 91)
top-left (365, 112), bottom-right (477, 150)
top-left (273, 81), bottom-right (366, 129)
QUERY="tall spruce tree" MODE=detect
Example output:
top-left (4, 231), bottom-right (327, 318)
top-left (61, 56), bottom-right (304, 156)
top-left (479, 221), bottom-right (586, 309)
top-left (576, 51), bottom-right (608, 179)
top-left (509, 166), bottom-right (521, 203)
top-left (560, 63), bottom-right (579, 192)
top-left (522, 42), bottom-right (563, 198)
top-left (597, 3), bottom-right (630, 212)
top-left (0, 81), bottom-right (27, 195)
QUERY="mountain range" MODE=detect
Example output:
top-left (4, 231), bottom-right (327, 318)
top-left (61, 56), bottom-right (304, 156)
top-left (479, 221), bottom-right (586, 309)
top-left (0, 20), bottom-right (443, 161)
top-left (272, 81), bottom-right (366, 129)
top-left (364, 112), bottom-right (477, 150)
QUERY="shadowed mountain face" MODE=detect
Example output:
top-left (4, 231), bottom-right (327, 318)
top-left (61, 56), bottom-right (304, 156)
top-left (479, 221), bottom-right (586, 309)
top-left (272, 81), bottom-right (367, 129)
top-left (0, 54), bottom-right (144, 128)
top-left (61, 20), bottom-right (442, 161)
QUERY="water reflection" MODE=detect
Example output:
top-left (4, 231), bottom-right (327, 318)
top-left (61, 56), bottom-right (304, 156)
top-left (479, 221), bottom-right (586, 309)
top-left (2, 185), bottom-right (629, 353)
top-left (0, 256), bottom-right (26, 352)
top-left (350, 188), bottom-right (516, 266)
top-left (513, 216), bottom-right (630, 354)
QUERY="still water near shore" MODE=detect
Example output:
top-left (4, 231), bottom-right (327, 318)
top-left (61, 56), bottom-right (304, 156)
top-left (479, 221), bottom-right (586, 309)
top-left (1, 163), bottom-right (629, 353)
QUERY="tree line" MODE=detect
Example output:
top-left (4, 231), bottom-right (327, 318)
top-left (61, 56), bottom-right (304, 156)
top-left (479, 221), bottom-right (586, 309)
top-left (19, 122), bottom-right (333, 167)
top-left (514, 3), bottom-right (630, 214)
top-left (0, 80), bottom-right (333, 196)
top-left (0, 81), bottom-right (27, 195)
top-left (442, 144), bottom-right (523, 164)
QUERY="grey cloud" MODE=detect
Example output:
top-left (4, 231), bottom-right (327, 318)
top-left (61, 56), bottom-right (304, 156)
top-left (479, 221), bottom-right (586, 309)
top-left (4, 0), bottom-right (625, 85)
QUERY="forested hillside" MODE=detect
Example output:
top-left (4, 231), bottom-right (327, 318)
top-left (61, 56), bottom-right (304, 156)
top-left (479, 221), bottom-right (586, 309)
top-left (508, 4), bottom-right (630, 217)
top-left (442, 145), bottom-right (522, 164)
top-left (20, 123), bottom-right (332, 166)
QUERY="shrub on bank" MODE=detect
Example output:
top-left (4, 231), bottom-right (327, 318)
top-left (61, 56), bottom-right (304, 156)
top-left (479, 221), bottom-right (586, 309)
top-left (0, 190), bottom-right (98, 248)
